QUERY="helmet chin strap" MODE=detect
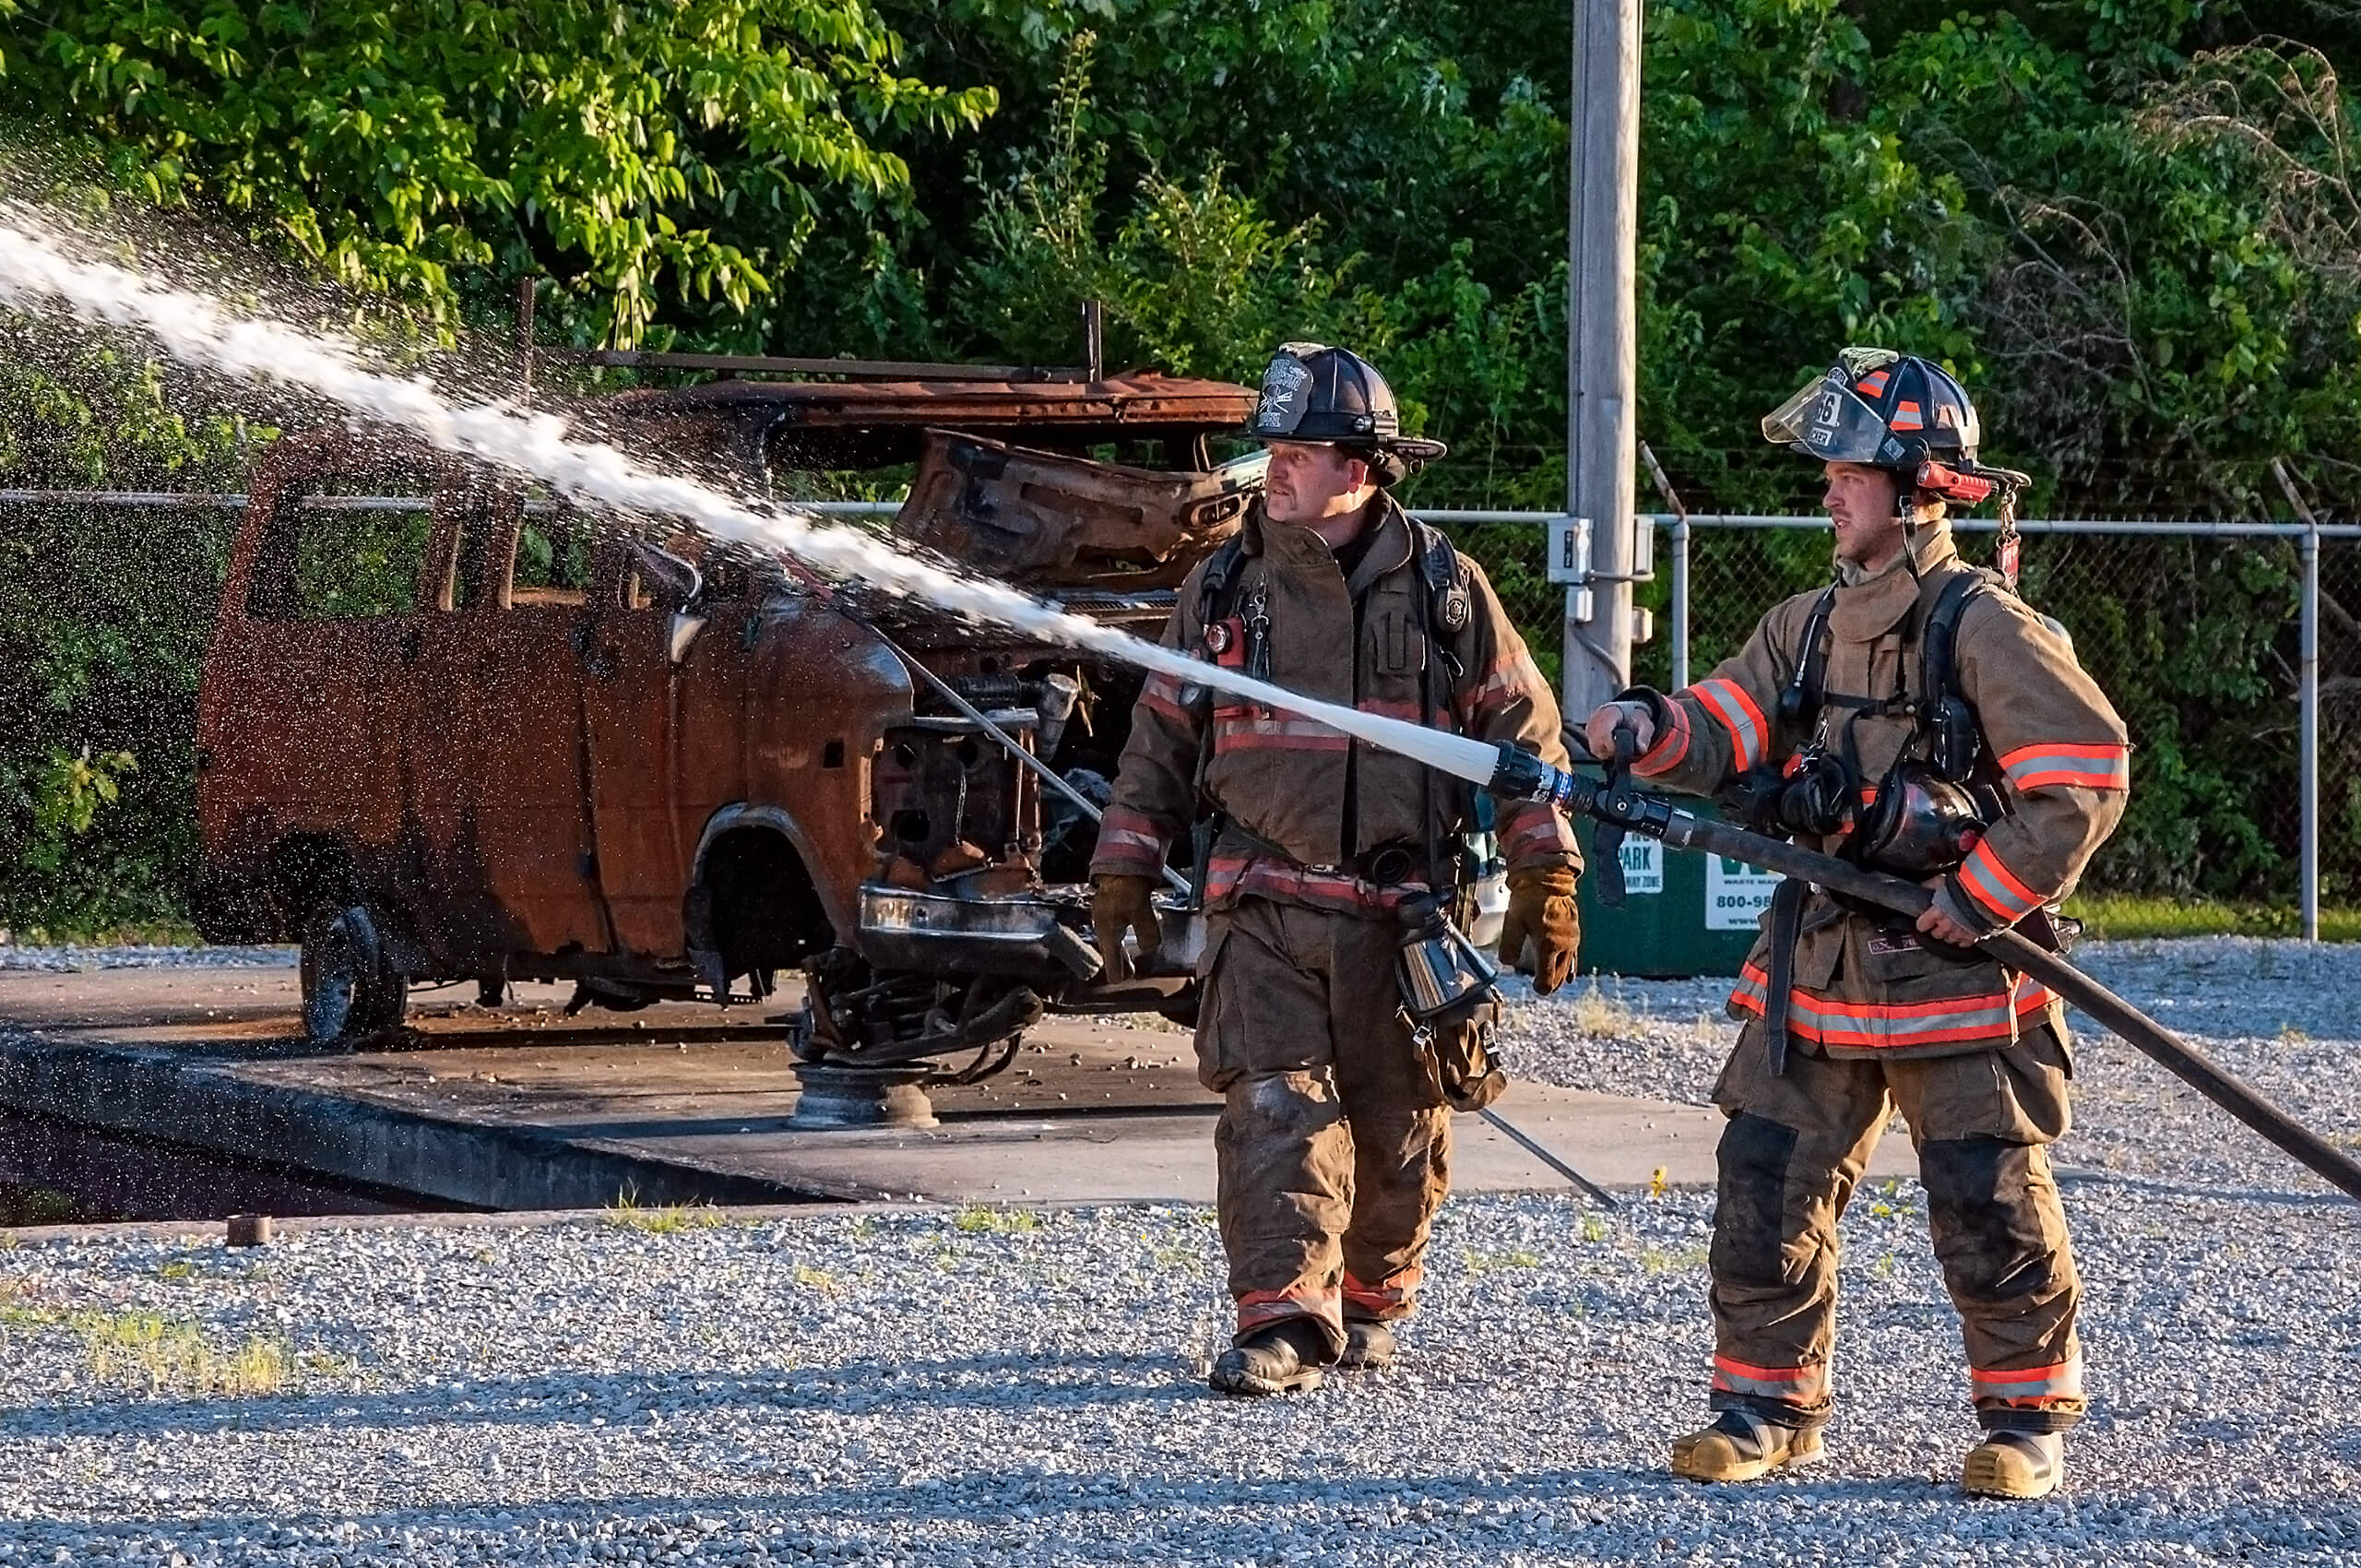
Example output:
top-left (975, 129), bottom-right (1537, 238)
top-left (1896, 487), bottom-right (1928, 577)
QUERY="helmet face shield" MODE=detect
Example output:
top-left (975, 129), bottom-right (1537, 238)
top-left (1762, 372), bottom-right (1893, 462)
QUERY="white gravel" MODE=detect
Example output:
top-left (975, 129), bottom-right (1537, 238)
top-left (0, 937), bottom-right (2351, 1563)
top-left (0, 944), bottom-right (294, 971)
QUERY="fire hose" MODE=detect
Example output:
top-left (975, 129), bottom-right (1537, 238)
top-left (1489, 743), bottom-right (2361, 1204)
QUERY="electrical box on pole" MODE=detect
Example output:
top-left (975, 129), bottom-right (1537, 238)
top-left (1563, 0), bottom-right (1643, 747)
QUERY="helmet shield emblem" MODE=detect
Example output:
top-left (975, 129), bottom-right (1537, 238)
top-left (1252, 352), bottom-right (1317, 438)
top-left (1762, 370), bottom-right (1892, 463)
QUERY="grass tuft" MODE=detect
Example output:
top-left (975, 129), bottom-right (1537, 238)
top-left (603, 1189), bottom-right (725, 1234)
top-left (1462, 1248), bottom-right (1544, 1274)
top-left (1640, 1243), bottom-right (1711, 1275)
top-left (1566, 977), bottom-right (1638, 1036)
top-left (951, 1204), bottom-right (1042, 1235)
top-left (74, 1310), bottom-right (290, 1396)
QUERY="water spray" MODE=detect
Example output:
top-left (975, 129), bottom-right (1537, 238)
top-left (0, 202), bottom-right (1499, 787)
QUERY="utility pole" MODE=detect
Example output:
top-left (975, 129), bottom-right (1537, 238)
top-left (1563, 0), bottom-right (1643, 738)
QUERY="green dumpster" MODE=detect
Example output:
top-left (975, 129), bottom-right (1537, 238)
top-left (1573, 789), bottom-right (1774, 979)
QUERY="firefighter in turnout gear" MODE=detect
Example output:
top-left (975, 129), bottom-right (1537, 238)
top-left (1584, 350), bottom-right (2130, 1501)
top-left (1091, 344), bottom-right (1583, 1396)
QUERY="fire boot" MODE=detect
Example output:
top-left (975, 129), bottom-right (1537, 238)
top-left (1208, 1320), bottom-right (1331, 1397)
top-left (1963, 1431), bottom-right (2065, 1500)
top-left (1670, 1409), bottom-right (1826, 1483)
top-left (1336, 1321), bottom-right (1397, 1372)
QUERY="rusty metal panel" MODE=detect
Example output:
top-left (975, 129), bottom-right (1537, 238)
top-left (893, 429), bottom-right (1252, 589)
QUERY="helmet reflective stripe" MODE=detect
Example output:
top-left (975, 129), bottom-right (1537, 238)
top-left (1762, 348), bottom-right (1981, 469)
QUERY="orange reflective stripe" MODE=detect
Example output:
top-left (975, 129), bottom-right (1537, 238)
top-left (1213, 712), bottom-right (1350, 753)
top-left (1971, 1360), bottom-right (2081, 1387)
top-left (1959, 840), bottom-right (2042, 921)
top-left (1457, 647), bottom-right (1547, 726)
top-left (1500, 802), bottom-right (1580, 858)
top-left (1710, 1355), bottom-right (1830, 1401)
top-left (1094, 807), bottom-right (1167, 869)
top-left (1731, 965), bottom-right (2055, 1049)
top-left (1342, 1267), bottom-right (1421, 1315)
top-left (1632, 700), bottom-right (1691, 777)
top-left (1970, 1356), bottom-right (2085, 1407)
top-left (1236, 1286), bottom-right (1340, 1334)
top-left (1999, 741), bottom-right (2130, 792)
top-left (1691, 678), bottom-right (1768, 770)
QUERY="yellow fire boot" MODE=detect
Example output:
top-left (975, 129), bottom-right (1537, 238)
top-left (1963, 1431), bottom-right (2066, 1500)
top-left (1670, 1409), bottom-right (1826, 1482)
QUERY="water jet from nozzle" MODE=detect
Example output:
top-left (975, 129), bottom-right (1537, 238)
top-left (0, 200), bottom-right (1545, 801)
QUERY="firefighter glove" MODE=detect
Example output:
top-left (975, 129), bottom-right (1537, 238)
top-left (1090, 873), bottom-right (1162, 983)
top-left (1500, 865), bottom-right (1579, 995)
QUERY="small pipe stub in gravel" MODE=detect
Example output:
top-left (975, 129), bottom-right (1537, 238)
top-left (225, 1213), bottom-right (274, 1247)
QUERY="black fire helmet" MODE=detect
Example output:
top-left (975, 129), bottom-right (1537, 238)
top-left (1762, 347), bottom-right (1980, 474)
top-left (1249, 342), bottom-right (1447, 486)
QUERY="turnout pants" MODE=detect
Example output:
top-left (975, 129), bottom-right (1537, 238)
top-left (1194, 896), bottom-right (1451, 1355)
top-left (1706, 1022), bottom-right (2086, 1434)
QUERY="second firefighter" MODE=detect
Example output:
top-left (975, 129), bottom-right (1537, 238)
top-left (1091, 343), bottom-right (1584, 1396)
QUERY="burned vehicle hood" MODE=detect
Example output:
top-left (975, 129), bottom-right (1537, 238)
top-left (891, 429), bottom-right (1260, 590)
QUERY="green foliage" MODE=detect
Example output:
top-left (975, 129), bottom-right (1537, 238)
top-left (0, 0), bottom-right (996, 346)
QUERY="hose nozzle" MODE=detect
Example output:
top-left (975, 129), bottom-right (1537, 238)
top-left (1487, 742), bottom-right (1580, 811)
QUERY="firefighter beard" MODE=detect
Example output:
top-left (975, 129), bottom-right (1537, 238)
top-left (1089, 496), bottom-right (1582, 1357)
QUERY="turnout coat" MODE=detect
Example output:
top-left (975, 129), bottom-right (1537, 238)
top-left (1089, 495), bottom-right (1580, 914)
top-left (1631, 526), bottom-right (2130, 1059)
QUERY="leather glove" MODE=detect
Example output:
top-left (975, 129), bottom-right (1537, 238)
top-left (1582, 699), bottom-right (1656, 764)
top-left (1089, 873), bottom-right (1161, 983)
top-left (1498, 865), bottom-right (1579, 995)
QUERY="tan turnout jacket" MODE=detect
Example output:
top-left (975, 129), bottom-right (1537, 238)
top-left (1632, 526), bottom-right (2129, 1058)
top-left (1091, 495), bottom-right (1580, 912)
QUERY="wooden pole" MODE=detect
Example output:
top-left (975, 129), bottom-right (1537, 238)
top-left (1563, 0), bottom-right (1643, 735)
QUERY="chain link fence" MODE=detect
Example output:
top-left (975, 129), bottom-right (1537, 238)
top-left (9, 489), bottom-right (2349, 928)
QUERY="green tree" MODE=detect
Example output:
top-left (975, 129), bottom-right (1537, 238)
top-left (0, 0), bottom-right (997, 346)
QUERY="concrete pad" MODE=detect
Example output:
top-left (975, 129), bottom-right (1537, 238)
top-left (0, 966), bottom-right (1916, 1213)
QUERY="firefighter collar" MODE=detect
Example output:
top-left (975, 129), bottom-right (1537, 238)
top-left (1830, 526), bottom-right (1959, 643)
top-left (1240, 497), bottom-right (1412, 599)
top-left (1341, 500), bottom-right (1415, 600)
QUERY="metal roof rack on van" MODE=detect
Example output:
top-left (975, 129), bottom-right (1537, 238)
top-left (514, 279), bottom-right (1107, 392)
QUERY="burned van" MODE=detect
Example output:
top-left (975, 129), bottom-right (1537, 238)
top-left (194, 364), bottom-right (1262, 1076)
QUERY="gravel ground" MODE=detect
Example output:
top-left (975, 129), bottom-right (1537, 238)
top-left (0, 944), bottom-right (293, 971)
top-left (0, 1185), bottom-right (2355, 1567)
top-left (0, 937), bottom-right (2352, 1564)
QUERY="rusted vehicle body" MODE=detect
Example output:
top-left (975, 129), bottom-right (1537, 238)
top-left (195, 369), bottom-right (1264, 1071)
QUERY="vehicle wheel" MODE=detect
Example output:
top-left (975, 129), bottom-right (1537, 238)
top-left (301, 904), bottom-right (409, 1048)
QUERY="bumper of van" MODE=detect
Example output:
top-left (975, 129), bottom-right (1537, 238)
top-left (853, 884), bottom-right (1106, 981)
top-left (852, 883), bottom-right (1204, 986)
